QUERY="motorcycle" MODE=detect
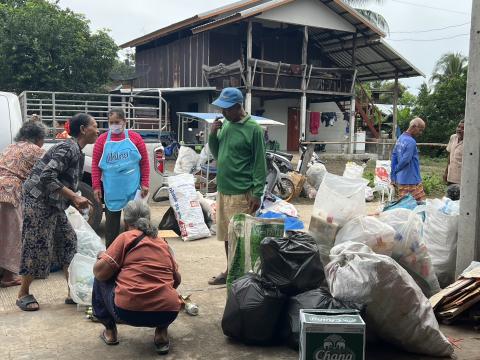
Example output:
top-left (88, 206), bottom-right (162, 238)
top-left (162, 135), bottom-right (180, 159)
top-left (266, 150), bottom-right (294, 174)
top-left (296, 144), bottom-right (325, 172)
top-left (265, 152), bottom-right (295, 202)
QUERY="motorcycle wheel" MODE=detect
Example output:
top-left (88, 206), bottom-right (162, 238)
top-left (273, 178), bottom-right (295, 202)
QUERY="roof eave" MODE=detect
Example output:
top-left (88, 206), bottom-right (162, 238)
top-left (120, 15), bottom-right (200, 48)
top-left (120, 0), bottom-right (265, 48)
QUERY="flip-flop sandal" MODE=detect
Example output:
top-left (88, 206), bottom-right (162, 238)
top-left (155, 341), bottom-right (170, 355)
top-left (16, 294), bottom-right (40, 312)
top-left (100, 330), bottom-right (119, 345)
top-left (208, 273), bottom-right (227, 285)
top-left (64, 298), bottom-right (76, 305)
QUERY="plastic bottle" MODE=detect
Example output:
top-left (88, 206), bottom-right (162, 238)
top-left (185, 302), bottom-right (199, 316)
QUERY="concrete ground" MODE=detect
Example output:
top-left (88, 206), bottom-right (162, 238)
top-left (1, 201), bottom-right (480, 359)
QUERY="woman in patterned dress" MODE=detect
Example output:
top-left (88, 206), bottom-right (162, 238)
top-left (16, 113), bottom-right (99, 311)
top-left (0, 122), bottom-right (46, 287)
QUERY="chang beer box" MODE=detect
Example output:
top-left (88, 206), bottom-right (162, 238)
top-left (299, 309), bottom-right (365, 360)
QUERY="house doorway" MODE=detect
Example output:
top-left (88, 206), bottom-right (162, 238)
top-left (287, 107), bottom-right (300, 151)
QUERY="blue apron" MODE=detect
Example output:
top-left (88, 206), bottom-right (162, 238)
top-left (99, 130), bottom-right (142, 211)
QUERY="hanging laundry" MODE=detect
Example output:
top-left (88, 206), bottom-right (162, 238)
top-left (321, 112), bottom-right (337, 127)
top-left (309, 112), bottom-right (320, 135)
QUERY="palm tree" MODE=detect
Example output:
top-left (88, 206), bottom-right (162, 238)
top-left (431, 52), bottom-right (468, 83)
top-left (344, 0), bottom-right (389, 33)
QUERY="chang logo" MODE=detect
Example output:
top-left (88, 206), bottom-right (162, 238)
top-left (313, 335), bottom-right (355, 360)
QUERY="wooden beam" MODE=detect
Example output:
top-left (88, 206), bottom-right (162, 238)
top-left (251, 86), bottom-right (353, 96)
top-left (321, 36), bottom-right (380, 53)
top-left (245, 20), bottom-right (253, 113)
top-left (247, 58), bottom-right (353, 73)
top-left (351, 32), bottom-right (357, 68)
top-left (246, 21), bottom-right (253, 87)
top-left (302, 26), bottom-right (308, 65)
top-left (302, 26), bottom-right (308, 92)
top-left (359, 58), bottom-right (402, 67)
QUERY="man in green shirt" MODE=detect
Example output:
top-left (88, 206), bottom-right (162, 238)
top-left (208, 87), bottom-right (267, 285)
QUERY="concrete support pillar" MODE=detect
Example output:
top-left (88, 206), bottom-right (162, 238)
top-left (245, 21), bottom-right (253, 114)
top-left (299, 26), bottom-right (308, 143)
top-left (300, 94), bottom-right (307, 142)
top-left (349, 96), bottom-right (356, 154)
top-left (457, 0), bottom-right (480, 275)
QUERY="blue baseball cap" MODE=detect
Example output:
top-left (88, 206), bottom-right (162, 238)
top-left (212, 87), bottom-right (244, 109)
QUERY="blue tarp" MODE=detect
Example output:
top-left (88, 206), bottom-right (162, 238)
top-left (257, 211), bottom-right (304, 231)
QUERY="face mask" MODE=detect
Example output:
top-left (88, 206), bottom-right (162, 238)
top-left (109, 124), bottom-right (124, 135)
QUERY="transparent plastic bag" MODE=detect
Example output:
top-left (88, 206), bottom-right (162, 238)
top-left (173, 146), bottom-right (199, 174)
top-left (343, 161), bottom-right (365, 179)
top-left (313, 173), bottom-right (366, 227)
top-left (335, 216), bottom-right (395, 256)
top-left (306, 163), bottom-right (327, 189)
top-left (378, 209), bottom-right (440, 297)
top-left (68, 253), bottom-right (96, 306)
top-left (326, 242), bottom-right (453, 357)
top-left (423, 199), bottom-right (459, 287)
top-left (65, 206), bottom-right (105, 258)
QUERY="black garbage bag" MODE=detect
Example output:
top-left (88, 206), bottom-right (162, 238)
top-left (221, 273), bottom-right (287, 345)
top-left (260, 232), bottom-right (324, 295)
top-left (158, 207), bottom-right (180, 236)
top-left (158, 206), bottom-right (212, 235)
top-left (282, 287), bottom-right (365, 349)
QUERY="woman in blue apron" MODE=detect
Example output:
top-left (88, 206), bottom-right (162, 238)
top-left (92, 108), bottom-right (150, 247)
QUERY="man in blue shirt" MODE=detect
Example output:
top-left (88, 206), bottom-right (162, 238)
top-left (391, 117), bottom-right (426, 201)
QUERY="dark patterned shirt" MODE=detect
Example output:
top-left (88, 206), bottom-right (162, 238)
top-left (23, 139), bottom-right (85, 210)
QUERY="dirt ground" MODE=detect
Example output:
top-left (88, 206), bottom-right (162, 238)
top-left (1, 199), bottom-right (479, 359)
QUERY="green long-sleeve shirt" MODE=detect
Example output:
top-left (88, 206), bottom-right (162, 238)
top-left (209, 115), bottom-right (267, 199)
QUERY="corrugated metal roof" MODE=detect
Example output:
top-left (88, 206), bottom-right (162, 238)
top-left (121, 0), bottom-right (383, 48)
top-left (121, 0), bottom-right (267, 48)
top-left (121, 0), bottom-right (423, 81)
top-left (309, 27), bottom-right (424, 80)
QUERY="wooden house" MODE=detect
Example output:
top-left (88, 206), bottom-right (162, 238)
top-left (121, 0), bottom-right (423, 152)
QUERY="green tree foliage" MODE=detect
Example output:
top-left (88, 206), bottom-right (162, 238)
top-left (414, 75), bottom-right (467, 144)
top-left (431, 52), bottom-right (468, 84)
top-left (0, 0), bottom-right (118, 93)
top-left (344, 0), bottom-right (389, 32)
top-left (413, 53), bottom-right (467, 145)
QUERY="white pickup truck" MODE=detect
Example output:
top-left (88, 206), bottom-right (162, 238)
top-left (0, 90), bottom-right (167, 230)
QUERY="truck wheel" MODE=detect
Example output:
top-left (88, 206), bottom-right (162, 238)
top-left (78, 181), bottom-right (102, 232)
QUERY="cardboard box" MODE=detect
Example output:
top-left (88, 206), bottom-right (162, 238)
top-left (299, 309), bottom-right (365, 360)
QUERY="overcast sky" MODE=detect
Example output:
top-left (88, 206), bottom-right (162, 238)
top-left (58, 0), bottom-right (473, 93)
